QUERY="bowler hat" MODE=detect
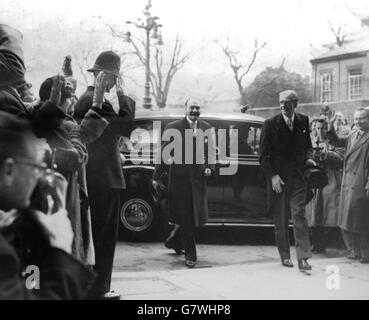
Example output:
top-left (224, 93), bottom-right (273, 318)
top-left (303, 164), bottom-right (328, 189)
top-left (87, 51), bottom-right (120, 77)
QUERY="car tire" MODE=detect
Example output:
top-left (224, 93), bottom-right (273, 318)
top-left (119, 192), bottom-right (164, 242)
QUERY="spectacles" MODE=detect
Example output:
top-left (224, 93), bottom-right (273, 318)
top-left (14, 158), bottom-right (48, 178)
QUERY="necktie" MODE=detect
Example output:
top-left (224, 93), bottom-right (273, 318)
top-left (190, 121), bottom-right (197, 135)
top-left (286, 118), bottom-right (293, 132)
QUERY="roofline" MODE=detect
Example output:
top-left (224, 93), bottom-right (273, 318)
top-left (310, 50), bottom-right (369, 64)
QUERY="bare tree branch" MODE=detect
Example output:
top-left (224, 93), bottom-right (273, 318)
top-left (239, 39), bottom-right (266, 82)
top-left (73, 48), bottom-right (95, 86)
top-left (217, 34), bottom-right (266, 106)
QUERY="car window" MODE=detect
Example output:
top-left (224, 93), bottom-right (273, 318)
top-left (130, 121), bottom-right (156, 146)
top-left (246, 125), bottom-right (262, 155)
top-left (206, 120), bottom-right (262, 157)
top-left (128, 118), bottom-right (262, 161)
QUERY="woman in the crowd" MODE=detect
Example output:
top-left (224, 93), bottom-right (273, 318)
top-left (307, 116), bottom-right (345, 253)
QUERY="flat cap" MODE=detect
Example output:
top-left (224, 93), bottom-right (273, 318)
top-left (279, 90), bottom-right (298, 102)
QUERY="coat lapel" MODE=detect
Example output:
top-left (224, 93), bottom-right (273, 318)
top-left (180, 116), bottom-right (189, 131)
top-left (345, 130), bottom-right (369, 160)
top-left (3, 86), bottom-right (30, 116)
top-left (275, 113), bottom-right (289, 133)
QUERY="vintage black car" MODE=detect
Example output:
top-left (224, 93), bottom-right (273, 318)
top-left (119, 109), bottom-right (269, 241)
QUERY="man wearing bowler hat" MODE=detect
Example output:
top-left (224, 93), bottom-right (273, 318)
top-left (259, 90), bottom-right (314, 271)
top-left (74, 51), bottom-right (135, 299)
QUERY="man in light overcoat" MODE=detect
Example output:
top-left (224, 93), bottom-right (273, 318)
top-left (326, 107), bottom-right (369, 263)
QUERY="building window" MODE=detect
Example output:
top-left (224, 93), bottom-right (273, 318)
top-left (320, 73), bottom-right (333, 103)
top-left (348, 70), bottom-right (362, 100)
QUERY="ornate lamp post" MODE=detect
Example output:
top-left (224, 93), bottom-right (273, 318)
top-left (126, 0), bottom-right (163, 109)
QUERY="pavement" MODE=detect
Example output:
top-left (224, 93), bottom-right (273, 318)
top-left (111, 242), bottom-right (369, 300)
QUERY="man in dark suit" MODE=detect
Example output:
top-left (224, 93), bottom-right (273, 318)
top-left (152, 98), bottom-right (216, 268)
top-left (260, 90), bottom-right (313, 271)
top-left (0, 112), bottom-right (95, 299)
top-left (74, 51), bottom-right (135, 299)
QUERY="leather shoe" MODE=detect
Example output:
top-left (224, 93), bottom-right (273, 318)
top-left (102, 291), bottom-right (121, 300)
top-left (347, 252), bottom-right (361, 260)
top-left (298, 259), bottom-right (312, 271)
top-left (185, 260), bottom-right (196, 268)
top-left (312, 246), bottom-right (326, 254)
top-left (281, 259), bottom-right (294, 268)
top-left (360, 257), bottom-right (369, 264)
top-left (165, 241), bottom-right (184, 255)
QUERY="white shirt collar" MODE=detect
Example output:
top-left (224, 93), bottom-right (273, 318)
top-left (186, 116), bottom-right (198, 127)
top-left (282, 113), bottom-right (295, 124)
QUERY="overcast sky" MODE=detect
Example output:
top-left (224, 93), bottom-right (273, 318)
top-left (1, 0), bottom-right (368, 103)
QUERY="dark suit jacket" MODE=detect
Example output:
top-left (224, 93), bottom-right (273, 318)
top-left (153, 117), bottom-right (216, 227)
top-left (259, 112), bottom-right (313, 210)
top-left (74, 87), bottom-right (135, 189)
top-left (0, 222), bottom-right (95, 300)
top-left (260, 112), bottom-right (312, 181)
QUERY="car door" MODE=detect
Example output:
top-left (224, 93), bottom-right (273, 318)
top-left (200, 119), bottom-right (226, 217)
top-left (217, 120), bottom-right (269, 224)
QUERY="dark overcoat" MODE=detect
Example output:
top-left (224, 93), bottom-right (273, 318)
top-left (327, 129), bottom-right (369, 233)
top-left (74, 86), bottom-right (135, 189)
top-left (0, 219), bottom-right (95, 300)
top-left (153, 117), bottom-right (215, 227)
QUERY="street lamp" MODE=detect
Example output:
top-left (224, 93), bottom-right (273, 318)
top-left (126, 0), bottom-right (163, 109)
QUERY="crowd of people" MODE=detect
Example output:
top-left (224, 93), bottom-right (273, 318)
top-left (0, 24), bottom-right (135, 300)
top-left (306, 106), bottom-right (369, 263)
top-left (260, 91), bottom-right (369, 270)
top-left (1, 22), bottom-right (369, 300)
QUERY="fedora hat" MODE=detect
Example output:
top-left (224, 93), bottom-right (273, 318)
top-left (87, 51), bottom-right (121, 77)
top-left (303, 163), bottom-right (328, 189)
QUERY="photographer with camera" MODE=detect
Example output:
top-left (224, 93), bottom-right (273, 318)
top-left (0, 111), bottom-right (95, 299)
top-left (31, 73), bottom-right (109, 266)
top-left (307, 116), bottom-right (344, 254)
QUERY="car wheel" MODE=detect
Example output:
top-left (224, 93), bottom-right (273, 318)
top-left (119, 194), bottom-right (161, 242)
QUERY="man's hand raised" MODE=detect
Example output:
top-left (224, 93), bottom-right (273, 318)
top-left (93, 71), bottom-right (108, 108)
top-left (49, 74), bottom-right (64, 106)
top-left (326, 108), bottom-right (337, 131)
top-left (116, 73), bottom-right (124, 96)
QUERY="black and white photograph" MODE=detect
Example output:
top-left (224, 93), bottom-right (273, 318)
top-left (1, 0), bottom-right (369, 305)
